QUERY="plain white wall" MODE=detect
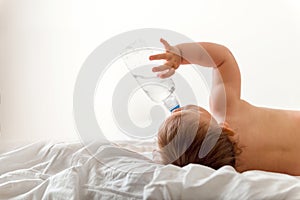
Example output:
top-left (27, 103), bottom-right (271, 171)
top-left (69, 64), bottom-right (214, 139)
top-left (1, 0), bottom-right (300, 151)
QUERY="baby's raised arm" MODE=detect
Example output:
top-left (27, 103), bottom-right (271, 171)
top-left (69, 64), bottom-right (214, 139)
top-left (150, 39), bottom-right (242, 116)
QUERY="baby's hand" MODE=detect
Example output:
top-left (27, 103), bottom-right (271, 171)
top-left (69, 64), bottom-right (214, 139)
top-left (149, 38), bottom-right (182, 78)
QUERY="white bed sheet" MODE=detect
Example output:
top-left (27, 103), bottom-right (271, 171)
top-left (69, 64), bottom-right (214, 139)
top-left (1, 141), bottom-right (300, 200)
top-left (0, 141), bottom-right (160, 200)
top-left (144, 164), bottom-right (300, 200)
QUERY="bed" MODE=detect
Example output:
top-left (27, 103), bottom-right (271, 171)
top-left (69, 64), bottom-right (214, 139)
top-left (1, 140), bottom-right (300, 200)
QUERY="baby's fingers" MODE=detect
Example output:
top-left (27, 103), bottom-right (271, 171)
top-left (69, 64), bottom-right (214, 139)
top-left (157, 68), bottom-right (175, 79)
top-left (149, 53), bottom-right (170, 60)
top-left (160, 38), bottom-right (171, 51)
top-left (152, 64), bottom-right (170, 72)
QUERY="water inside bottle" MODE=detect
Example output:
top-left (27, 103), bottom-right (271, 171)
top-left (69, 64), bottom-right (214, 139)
top-left (142, 83), bottom-right (175, 102)
top-left (133, 74), bottom-right (175, 103)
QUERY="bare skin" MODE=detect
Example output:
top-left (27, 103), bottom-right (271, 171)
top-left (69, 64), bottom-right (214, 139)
top-left (150, 39), bottom-right (300, 176)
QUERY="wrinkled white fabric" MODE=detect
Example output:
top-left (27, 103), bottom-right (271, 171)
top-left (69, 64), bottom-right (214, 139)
top-left (0, 141), bottom-right (160, 200)
top-left (144, 164), bottom-right (300, 200)
top-left (2, 141), bottom-right (300, 200)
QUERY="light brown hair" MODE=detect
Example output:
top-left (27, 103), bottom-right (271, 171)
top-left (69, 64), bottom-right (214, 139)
top-left (157, 110), bottom-right (240, 170)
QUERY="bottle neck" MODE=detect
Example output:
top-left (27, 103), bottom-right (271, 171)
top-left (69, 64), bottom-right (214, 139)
top-left (163, 93), bottom-right (180, 112)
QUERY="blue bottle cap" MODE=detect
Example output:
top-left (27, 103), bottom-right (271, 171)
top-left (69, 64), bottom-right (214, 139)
top-left (169, 104), bottom-right (180, 112)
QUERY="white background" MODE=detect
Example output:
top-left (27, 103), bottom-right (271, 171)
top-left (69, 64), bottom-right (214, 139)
top-left (0, 0), bottom-right (300, 151)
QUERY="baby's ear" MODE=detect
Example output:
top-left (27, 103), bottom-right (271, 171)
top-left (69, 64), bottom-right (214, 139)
top-left (219, 121), bottom-right (230, 129)
top-left (219, 122), bottom-right (235, 137)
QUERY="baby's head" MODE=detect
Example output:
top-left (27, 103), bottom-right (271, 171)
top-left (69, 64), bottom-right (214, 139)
top-left (157, 105), bottom-right (239, 170)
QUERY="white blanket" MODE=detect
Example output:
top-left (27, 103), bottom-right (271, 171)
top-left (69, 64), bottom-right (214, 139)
top-left (2, 141), bottom-right (300, 200)
top-left (144, 164), bottom-right (300, 200)
top-left (0, 141), bottom-right (160, 200)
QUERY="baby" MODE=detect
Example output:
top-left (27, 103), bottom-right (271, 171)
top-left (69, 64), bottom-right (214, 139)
top-left (150, 39), bottom-right (300, 176)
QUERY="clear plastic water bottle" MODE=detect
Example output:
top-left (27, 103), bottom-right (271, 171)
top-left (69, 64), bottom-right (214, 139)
top-left (122, 47), bottom-right (180, 112)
